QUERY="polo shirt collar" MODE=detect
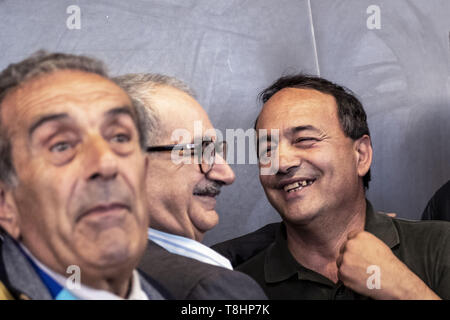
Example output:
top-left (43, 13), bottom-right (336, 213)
top-left (364, 201), bottom-right (400, 249)
top-left (264, 200), bottom-right (400, 284)
top-left (264, 223), bottom-right (300, 283)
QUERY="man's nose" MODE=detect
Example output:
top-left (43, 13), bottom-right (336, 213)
top-left (277, 142), bottom-right (301, 174)
top-left (84, 136), bottom-right (119, 181)
top-left (206, 154), bottom-right (236, 185)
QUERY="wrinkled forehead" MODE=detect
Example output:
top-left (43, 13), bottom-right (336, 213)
top-left (1, 70), bottom-right (135, 135)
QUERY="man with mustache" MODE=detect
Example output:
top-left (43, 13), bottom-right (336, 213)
top-left (0, 51), bottom-right (169, 299)
top-left (216, 74), bottom-right (450, 299)
top-left (114, 73), bottom-right (267, 299)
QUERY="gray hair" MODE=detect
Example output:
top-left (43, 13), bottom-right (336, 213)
top-left (0, 50), bottom-right (145, 186)
top-left (113, 73), bottom-right (195, 145)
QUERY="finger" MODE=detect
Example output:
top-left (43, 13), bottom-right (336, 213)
top-left (347, 230), bottom-right (360, 239)
top-left (387, 213), bottom-right (396, 217)
top-left (380, 211), bottom-right (397, 218)
top-left (336, 252), bottom-right (343, 268)
top-left (339, 240), bottom-right (347, 254)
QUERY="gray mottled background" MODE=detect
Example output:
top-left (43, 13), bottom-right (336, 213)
top-left (0, 0), bottom-right (449, 245)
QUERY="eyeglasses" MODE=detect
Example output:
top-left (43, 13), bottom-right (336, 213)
top-left (146, 140), bottom-right (228, 175)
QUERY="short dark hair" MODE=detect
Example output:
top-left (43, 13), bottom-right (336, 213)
top-left (0, 50), bottom-right (146, 186)
top-left (257, 74), bottom-right (371, 189)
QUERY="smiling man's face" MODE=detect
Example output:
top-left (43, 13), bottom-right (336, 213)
top-left (0, 70), bottom-right (149, 280)
top-left (257, 88), bottom-right (368, 225)
top-left (144, 85), bottom-right (235, 242)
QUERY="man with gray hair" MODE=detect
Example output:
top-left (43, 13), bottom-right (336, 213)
top-left (0, 51), bottom-right (169, 300)
top-left (115, 73), bottom-right (267, 299)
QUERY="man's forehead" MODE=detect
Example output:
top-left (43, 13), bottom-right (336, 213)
top-left (152, 86), bottom-right (215, 139)
top-left (1, 70), bottom-right (133, 131)
top-left (168, 115), bottom-right (216, 143)
top-left (257, 88), bottom-right (339, 130)
top-left (19, 70), bottom-right (127, 102)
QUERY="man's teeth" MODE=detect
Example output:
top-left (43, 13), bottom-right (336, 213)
top-left (283, 180), bottom-right (314, 193)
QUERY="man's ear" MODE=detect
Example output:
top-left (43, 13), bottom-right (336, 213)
top-left (354, 135), bottom-right (373, 178)
top-left (0, 182), bottom-right (20, 239)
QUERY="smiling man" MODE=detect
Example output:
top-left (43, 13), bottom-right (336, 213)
top-left (0, 51), bottom-right (168, 300)
top-left (115, 74), bottom-right (236, 262)
top-left (114, 73), bottom-right (267, 299)
top-left (217, 74), bottom-right (450, 300)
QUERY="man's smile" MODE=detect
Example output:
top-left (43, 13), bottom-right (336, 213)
top-left (275, 177), bottom-right (317, 200)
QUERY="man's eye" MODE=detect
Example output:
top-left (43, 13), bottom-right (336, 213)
top-left (111, 133), bottom-right (131, 143)
top-left (50, 141), bottom-right (71, 153)
top-left (295, 137), bottom-right (318, 146)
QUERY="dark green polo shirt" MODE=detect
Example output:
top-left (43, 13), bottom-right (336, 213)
top-left (237, 201), bottom-right (450, 300)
